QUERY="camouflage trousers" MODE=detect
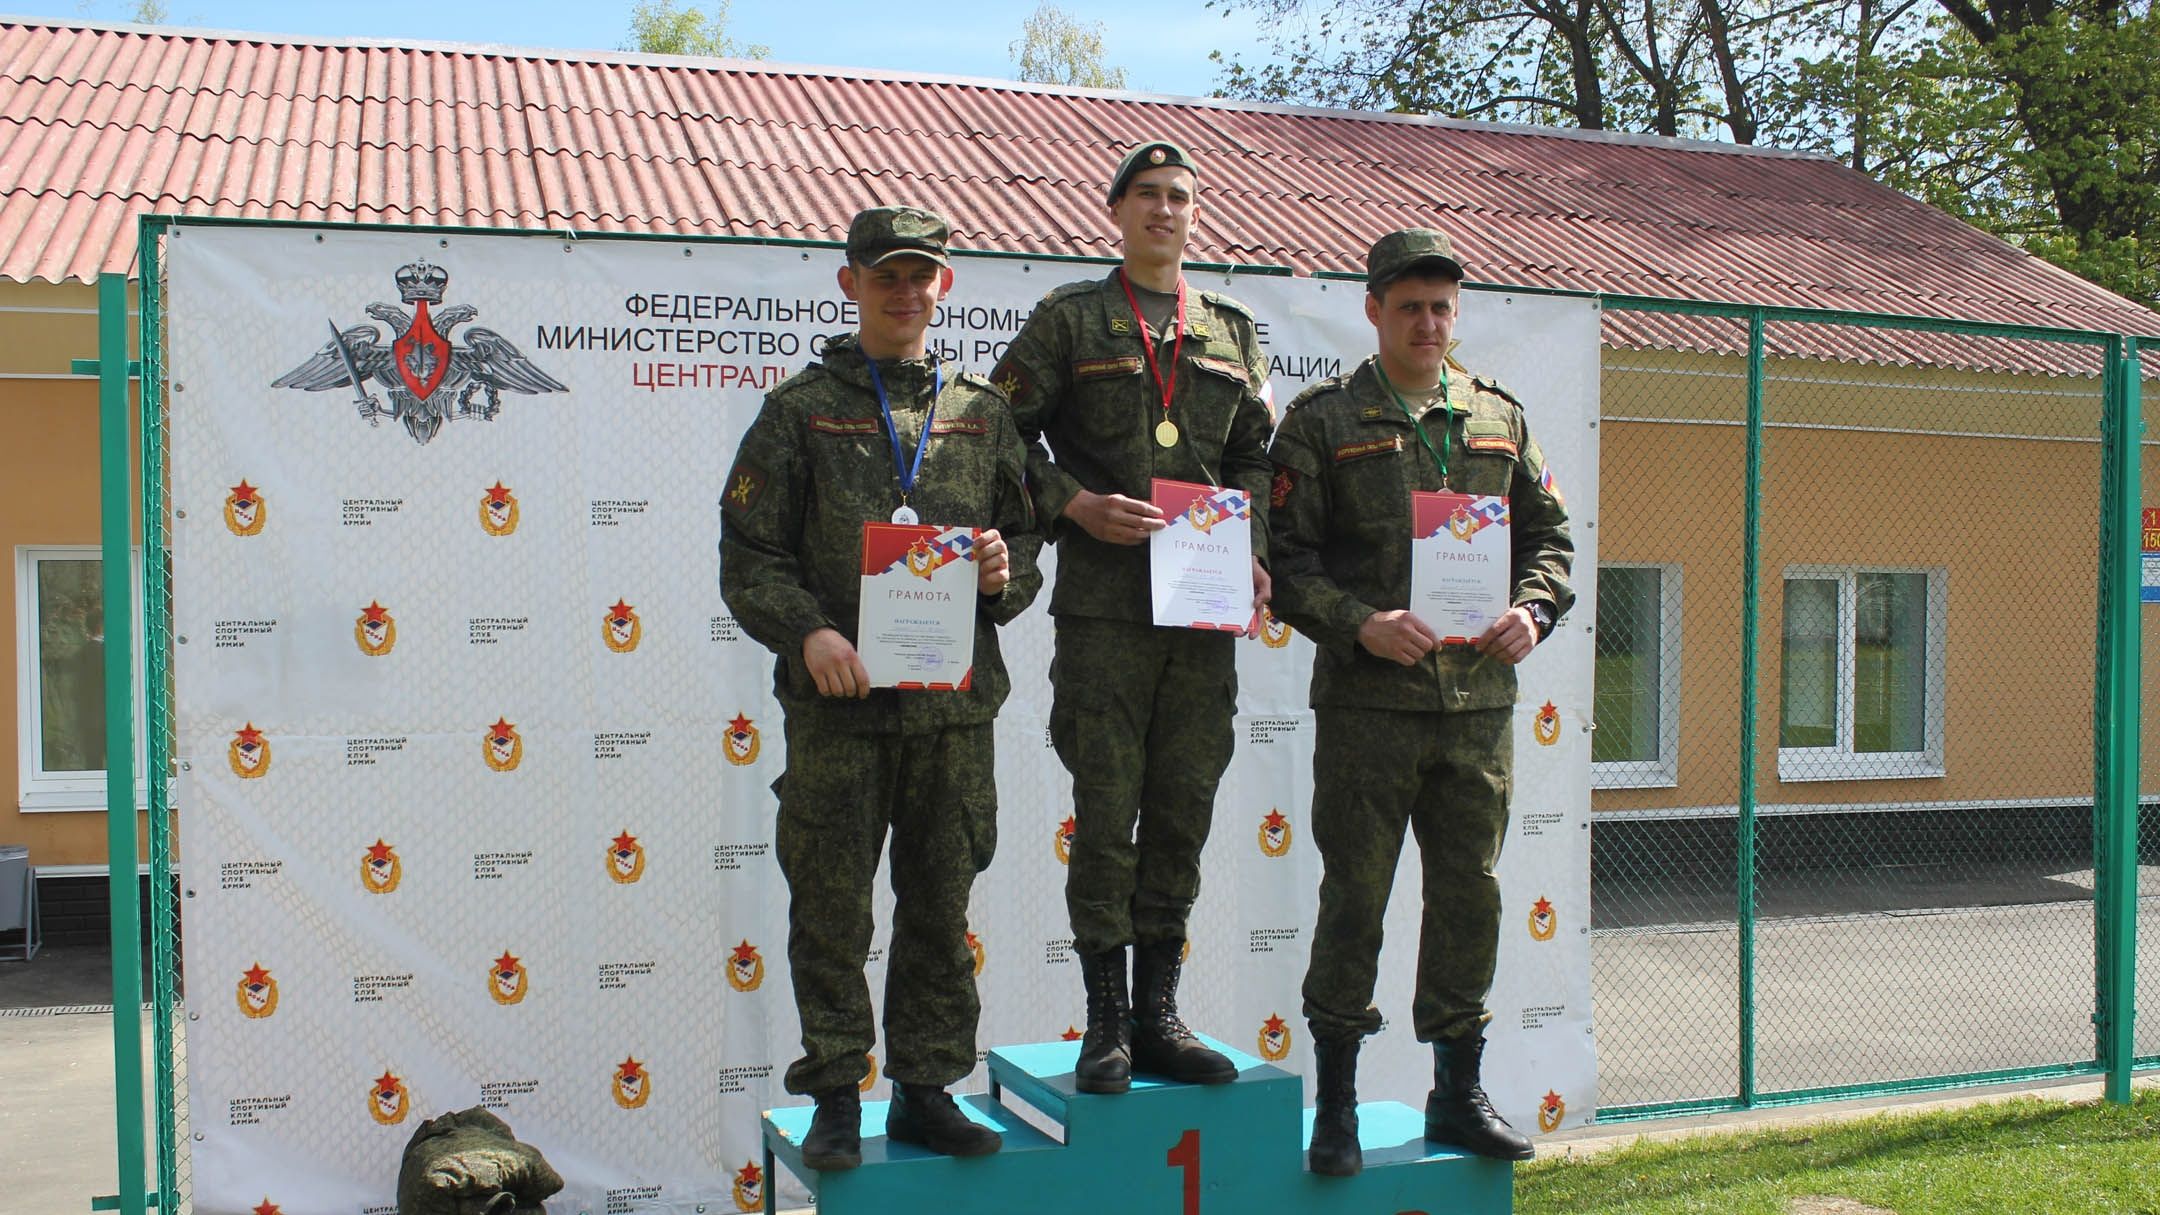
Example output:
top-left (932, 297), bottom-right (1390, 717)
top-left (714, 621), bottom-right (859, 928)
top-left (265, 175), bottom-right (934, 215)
top-left (773, 717), bottom-right (998, 1095)
top-left (1051, 616), bottom-right (1237, 954)
top-left (1302, 705), bottom-right (1511, 1045)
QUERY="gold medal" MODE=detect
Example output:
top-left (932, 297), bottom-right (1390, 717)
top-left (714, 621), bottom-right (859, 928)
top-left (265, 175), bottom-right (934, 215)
top-left (1155, 419), bottom-right (1180, 447)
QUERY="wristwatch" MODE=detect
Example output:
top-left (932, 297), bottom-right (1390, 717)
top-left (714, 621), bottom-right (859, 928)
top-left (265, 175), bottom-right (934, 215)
top-left (1525, 601), bottom-right (1555, 641)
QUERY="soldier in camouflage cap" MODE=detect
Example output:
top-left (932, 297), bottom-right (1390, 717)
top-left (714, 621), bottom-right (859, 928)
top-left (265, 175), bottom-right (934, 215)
top-left (988, 139), bottom-right (1276, 1095)
top-left (720, 204), bottom-right (1044, 1170)
top-left (1268, 228), bottom-right (1573, 1175)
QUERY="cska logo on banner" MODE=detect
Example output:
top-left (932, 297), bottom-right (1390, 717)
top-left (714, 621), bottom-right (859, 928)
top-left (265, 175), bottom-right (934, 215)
top-left (612, 1056), bottom-right (650, 1109)
top-left (252, 1201), bottom-right (283, 1215)
top-left (1258, 809), bottom-right (1292, 857)
top-left (1257, 1013), bottom-right (1292, 1062)
top-left (229, 724), bottom-right (271, 779)
top-left (602, 600), bottom-right (642, 653)
top-left (860, 1052), bottom-right (879, 1092)
top-left (1054, 815), bottom-right (1076, 864)
top-left (223, 480), bottom-right (266, 536)
top-left (237, 963), bottom-right (278, 1019)
top-left (1529, 896), bottom-right (1557, 942)
top-left (361, 839), bottom-right (401, 894)
top-left (966, 930), bottom-right (986, 976)
top-left (480, 482), bottom-right (520, 536)
top-left (1538, 1090), bottom-right (1567, 1133)
top-left (1535, 701), bottom-right (1561, 746)
top-left (355, 601), bottom-right (396, 656)
top-left (271, 261), bottom-right (569, 446)
top-left (483, 718), bottom-right (523, 772)
top-left (1060, 1026), bottom-right (1083, 1042)
top-left (724, 713), bottom-right (761, 766)
top-left (490, 950), bottom-right (529, 1005)
top-left (728, 940), bottom-right (765, 992)
top-left (731, 1161), bottom-right (764, 1213)
top-left (369, 1071), bottom-right (410, 1126)
top-left (1259, 607), bottom-right (1292, 648)
top-left (607, 831), bottom-right (646, 884)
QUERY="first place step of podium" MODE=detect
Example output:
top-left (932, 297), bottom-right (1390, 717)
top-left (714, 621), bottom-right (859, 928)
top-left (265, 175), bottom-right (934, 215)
top-left (759, 1037), bottom-right (1512, 1214)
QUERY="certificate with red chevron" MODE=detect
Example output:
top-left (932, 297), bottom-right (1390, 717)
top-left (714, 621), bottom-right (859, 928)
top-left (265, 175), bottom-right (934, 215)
top-left (1410, 490), bottom-right (1510, 644)
top-left (857, 521), bottom-right (978, 689)
top-left (1148, 478), bottom-right (1254, 631)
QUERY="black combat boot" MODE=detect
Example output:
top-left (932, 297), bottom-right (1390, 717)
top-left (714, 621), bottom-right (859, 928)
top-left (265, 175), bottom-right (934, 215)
top-left (1424, 1034), bottom-right (1534, 1161)
top-left (885, 1083), bottom-right (1003, 1158)
top-left (799, 1085), bottom-right (862, 1172)
top-left (1075, 947), bottom-right (1133, 1094)
top-left (1306, 1036), bottom-right (1363, 1176)
top-left (1129, 939), bottom-right (1236, 1084)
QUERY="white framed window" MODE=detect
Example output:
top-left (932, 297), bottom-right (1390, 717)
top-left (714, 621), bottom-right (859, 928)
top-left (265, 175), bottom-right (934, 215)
top-left (1593, 563), bottom-right (1682, 788)
top-left (15, 546), bottom-right (146, 812)
top-left (1777, 565), bottom-right (1946, 782)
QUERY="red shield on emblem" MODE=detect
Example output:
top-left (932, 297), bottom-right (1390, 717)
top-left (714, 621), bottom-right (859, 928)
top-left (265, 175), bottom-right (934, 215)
top-left (393, 300), bottom-right (452, 401)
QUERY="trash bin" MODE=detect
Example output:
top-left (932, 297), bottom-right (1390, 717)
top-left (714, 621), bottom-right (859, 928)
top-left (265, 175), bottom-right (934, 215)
top-left (0, 845), bottom-right (39, 960)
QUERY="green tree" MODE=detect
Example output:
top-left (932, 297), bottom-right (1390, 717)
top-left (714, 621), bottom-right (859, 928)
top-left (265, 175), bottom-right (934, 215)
top-left (1012, 3), bottom-right (1130, 89)
top-left (624, 0), bottom-right (770, 59)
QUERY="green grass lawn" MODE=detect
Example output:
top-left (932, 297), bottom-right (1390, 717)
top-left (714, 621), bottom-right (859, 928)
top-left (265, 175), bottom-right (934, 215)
top-left (1518, 1092), bottom-right (2160, 1215)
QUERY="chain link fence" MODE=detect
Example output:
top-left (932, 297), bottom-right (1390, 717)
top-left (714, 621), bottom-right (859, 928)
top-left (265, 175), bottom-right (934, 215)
top-left (1590, 304), bottom-right (2143, 1117)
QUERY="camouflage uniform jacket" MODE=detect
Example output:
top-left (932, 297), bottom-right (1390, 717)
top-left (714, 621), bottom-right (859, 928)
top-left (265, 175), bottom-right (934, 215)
top-left (720, 334), bottom-right (1044, 735)
top-left (990, 270), bottom-right (1274, 621)
top-left (1267, 355), bottom-right (1573, 712)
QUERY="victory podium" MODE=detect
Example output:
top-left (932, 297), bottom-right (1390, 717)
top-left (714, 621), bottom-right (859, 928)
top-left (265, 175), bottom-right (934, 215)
top-left (759, 1037), bottom-right (1513, 1214)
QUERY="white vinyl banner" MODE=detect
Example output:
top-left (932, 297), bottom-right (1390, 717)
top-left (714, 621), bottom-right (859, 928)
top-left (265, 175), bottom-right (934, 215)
top-left (167, 224), bottom-right (1599, 1215)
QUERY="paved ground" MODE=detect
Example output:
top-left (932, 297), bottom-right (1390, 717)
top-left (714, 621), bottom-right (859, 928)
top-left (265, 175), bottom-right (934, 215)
top-left (7, 889), bottom-right (2156, 1214)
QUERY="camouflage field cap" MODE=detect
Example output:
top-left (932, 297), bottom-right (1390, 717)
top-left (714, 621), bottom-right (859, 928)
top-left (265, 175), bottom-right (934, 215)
top-left (846, 205), bottom-right (952, 268)
top-left (1106, 140), bottom-right (1199, 205)
top-left (1366, 228), bottom-right (1468, 289)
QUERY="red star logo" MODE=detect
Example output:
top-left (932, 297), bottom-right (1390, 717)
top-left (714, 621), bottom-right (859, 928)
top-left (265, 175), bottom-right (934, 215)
top-left (1060, 1026), bottom-right (1083, 1042)
top-left (494, 951), bottom-right (521, 975)
top-left (242, 963), bottom-right (271, 986)
top-left (230, 480), bottom-right (258, 503)
top-left (612, 831), bottom-right (639, 853)
top-left (1533, 896), bottom-right (1555, 915)
top-left (1262, 1013), bottom-right (1288, 1035)
top-left (1542, 1089), bottom-right (1564, 1110)
top-left (360, 601), bottom-right (390, 623)
top-left (735, 1161), bottom-right (763, 1186)
top-left (366, 839), bottom-right (395, 862)
top-left (728, 714), bottom-right (753, 736)
top-left (375, 1071), bottom-right (401, 1095)
top-left (609, 599), bottom-right (635, 620)
top-left (730, 940), bottom-right (759, 963)
top-left (486, 481), bottom-right (513, 502)
top-left (234, 723), bottom-right (264, 746)
top-left (1058, 815), bottom-right (1076, 836)
top-left (1539, 700), bottom-right (1558, 719)
top-left (965, 930), bottom-right (981, 950)
top-left (617, 1056), bottom-right (644, 1081)
top-left (490, 718), bottom-right (516, 740)
top-left (1262, 809), bottom-right (1289, 829)
top-left (252, 1200), bottom-right (281, 1215)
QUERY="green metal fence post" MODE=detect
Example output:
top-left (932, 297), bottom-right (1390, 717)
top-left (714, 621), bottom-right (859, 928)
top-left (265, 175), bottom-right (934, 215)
top-left (2097, 335), bottom-right (2142, 1104)
top-left (138, 215), bottom-right (179, 1214)
top-left (1738, 308), bottom-right (1766, 1107)
top-left (93, 267), bottom-right (148, 1215)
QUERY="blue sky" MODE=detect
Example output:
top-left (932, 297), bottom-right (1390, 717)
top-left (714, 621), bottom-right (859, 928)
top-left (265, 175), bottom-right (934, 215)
top-left (38, 0), bottom-right (1278, 98)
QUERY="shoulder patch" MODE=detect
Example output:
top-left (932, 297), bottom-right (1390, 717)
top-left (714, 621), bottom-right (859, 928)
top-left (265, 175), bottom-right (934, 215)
top-left (721, 458), bottom-right (769, 521)
top-left (765, 364), bottom-right (827, 402)
top-left (1285, 375), bottom-right (1349, 413)
top-left (1473, 374), bottom-right (1524, 409)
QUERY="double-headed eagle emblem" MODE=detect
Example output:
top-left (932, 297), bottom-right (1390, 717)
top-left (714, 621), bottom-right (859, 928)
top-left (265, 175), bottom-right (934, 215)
top-left (272, 261), bottom-right (567, 445)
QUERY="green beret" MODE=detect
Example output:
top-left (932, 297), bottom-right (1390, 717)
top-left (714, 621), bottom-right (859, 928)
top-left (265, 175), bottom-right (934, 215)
top-left (1106, 140), bottom-right (1198, 205)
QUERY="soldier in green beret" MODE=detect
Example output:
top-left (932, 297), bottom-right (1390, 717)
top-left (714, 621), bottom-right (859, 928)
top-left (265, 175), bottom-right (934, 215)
top-left (989, 140), bottom-right (1275, 1093)
top-left (721, 205), bottom-right (1044, 1170)
top-left (1267, 228), bottom-right (1573, 1174)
